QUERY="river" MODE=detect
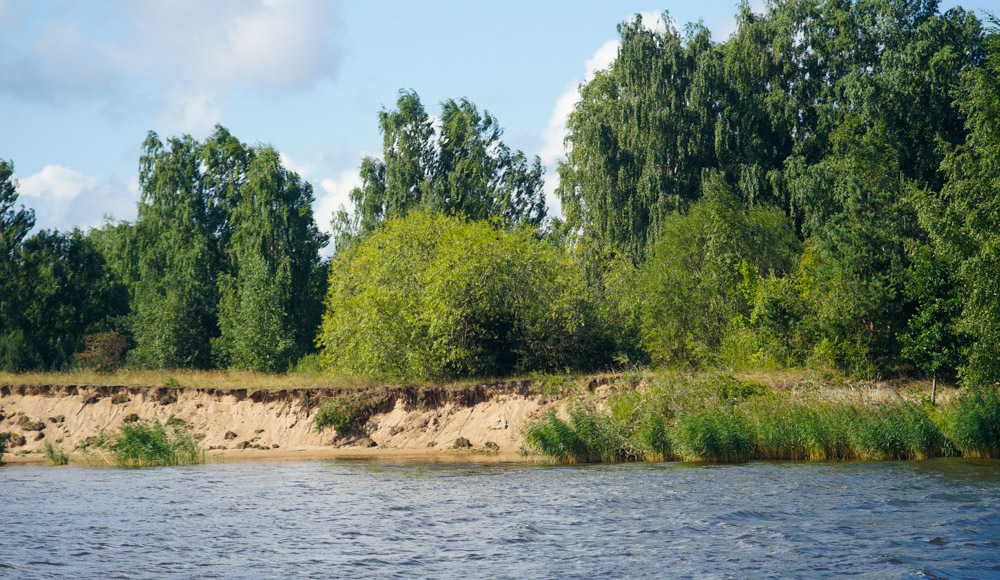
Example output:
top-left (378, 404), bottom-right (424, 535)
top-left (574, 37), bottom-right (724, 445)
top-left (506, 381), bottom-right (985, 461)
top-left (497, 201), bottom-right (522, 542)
top-left (2, 458), bottom-right (999, 579)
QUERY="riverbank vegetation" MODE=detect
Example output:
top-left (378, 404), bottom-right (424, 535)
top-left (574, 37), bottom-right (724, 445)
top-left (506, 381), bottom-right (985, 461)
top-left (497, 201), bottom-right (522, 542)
top-left (2, 2), bottom-right (1000, 419)
top-left (523, 374), bottom-right (1000, 463)
top-left (98, 418), bottom-right (205, 468)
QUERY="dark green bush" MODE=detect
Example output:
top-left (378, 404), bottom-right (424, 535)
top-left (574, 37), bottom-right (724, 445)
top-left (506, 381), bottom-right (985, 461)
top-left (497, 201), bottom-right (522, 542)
top-left (312, 396), bottom-right (360, 434)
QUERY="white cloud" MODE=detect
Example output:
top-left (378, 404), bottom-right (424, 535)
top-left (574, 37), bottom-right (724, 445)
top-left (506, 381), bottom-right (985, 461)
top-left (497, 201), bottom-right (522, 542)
top-left (279, 152), bottom-right (313, 179)
top-left (538, 39), bottom-right (619, 217)
top-left (120, 0), bottom-right (340, 93)
top-left (158, 91), bottom-right (223, 135)
top-left (19, 165), bottom-right (98, 201)
top-left (317, 167), bottom-right (363, 235)
top-left (17, 165), bottom-right (138, 231)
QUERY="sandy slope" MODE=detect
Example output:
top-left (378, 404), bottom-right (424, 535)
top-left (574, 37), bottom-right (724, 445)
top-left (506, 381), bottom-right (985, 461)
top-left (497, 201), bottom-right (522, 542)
top-left (0, 383), bottom-right (556, 465)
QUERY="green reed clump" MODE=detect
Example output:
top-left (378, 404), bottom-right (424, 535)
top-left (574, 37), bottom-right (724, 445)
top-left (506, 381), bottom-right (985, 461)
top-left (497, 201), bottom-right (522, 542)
top-left (0, 432), bottom-right (8, 464)
top-left (312, 395), bottom-right (361, 434)
top-left (522, 405), bottom-right (631, 463)
top-left (944, 387), bottom-right (1000, 458)
top-left (43, 442), bottom-right (70, 465)
top-left (671, 404), bottom-right (754, 463)
top-left (103, 419), bottom-right (205, 467)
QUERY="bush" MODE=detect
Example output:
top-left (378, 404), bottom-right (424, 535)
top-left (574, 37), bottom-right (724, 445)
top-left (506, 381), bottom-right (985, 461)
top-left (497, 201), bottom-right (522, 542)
top-left (0, 432), bottom-right (8, 463)
top-left (319, 212), bottom-right (599, 380)
top-left (103, 419), bottom-right (205, 467)
top-left (312, 396), bottom-right (360, 434)
top-left (77, 331), bottom-right (128, 372)
top-left (44, 442), bottom-right (70, 466)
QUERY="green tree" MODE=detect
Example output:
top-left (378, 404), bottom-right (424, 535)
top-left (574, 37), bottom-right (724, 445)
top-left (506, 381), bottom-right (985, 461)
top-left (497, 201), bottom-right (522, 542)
top-left (558, 13), bottom-right (717, 263)
top-left (636, 175), bottom-right (799, 366)
top-left (917, 22), bottom-right (1000, 385)
top-left (214, 146), bottom-right (329, 371)
top-left (344, 90), bottom-right (545, 243)
top-left (128, 131), bottom-right (235, 368)
top-left (319, 212), bottom-right (600, 380)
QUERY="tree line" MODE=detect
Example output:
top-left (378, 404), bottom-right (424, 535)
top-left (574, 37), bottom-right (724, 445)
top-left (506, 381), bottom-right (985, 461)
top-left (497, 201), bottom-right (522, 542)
top-left (2, 0), bottom-right (999, 386)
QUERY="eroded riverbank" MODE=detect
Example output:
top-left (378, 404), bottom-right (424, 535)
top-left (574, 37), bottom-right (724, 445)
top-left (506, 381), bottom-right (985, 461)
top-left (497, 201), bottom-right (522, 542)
top-left (0, 381), bottom-right (565, 464)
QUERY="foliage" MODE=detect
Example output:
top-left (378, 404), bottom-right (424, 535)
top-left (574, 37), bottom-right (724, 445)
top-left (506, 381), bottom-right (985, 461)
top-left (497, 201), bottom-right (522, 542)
top-left (43, 442), bottom-right (70, 466)
top-left (521, 405), bottom-right (631, 463)
top-left (214, 146), bottom-right (328, 371)
top-left (344, 90), bottom-right (545, 246)
top-left (102, 419), bottom-right (205, 467)
top-left (77, 332), bottom-right (129, 372)
top-left (635, 176), bottom-right (799, 366)
top-left (916, 22), bottom-right (1000, 385)
top-left (944, 387), bottom-right (1000, 458)
top-left (319, 212), bottom-right (603, 380)
top-left (0, 431), bottom-right (8, 463)
top-left (312, 395), bottom-right (361, 434)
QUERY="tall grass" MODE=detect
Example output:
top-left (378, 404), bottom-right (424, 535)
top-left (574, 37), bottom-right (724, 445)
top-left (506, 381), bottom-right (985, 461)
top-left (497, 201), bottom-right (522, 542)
top-left (103, 419), bottom-right (205, 467)
top-left (522, 374), bottom-right (1000, 464)
top-left (44, 442), bottom-right (70, 465)
top-left (944, 387), bottom-right (1000, 458)
top-left (522, 405), bottom-right (632, 463)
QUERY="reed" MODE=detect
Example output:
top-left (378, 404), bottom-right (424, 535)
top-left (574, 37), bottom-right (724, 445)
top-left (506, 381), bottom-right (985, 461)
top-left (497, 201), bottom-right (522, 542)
top-left (522, 372), bottom-right (992, 464)
top-left (103, 419), bottom-right (205, 467)
top-left (43, 442), bottom-right (70, 466)
top-left (521, 405), bottom-right (631, 463)
top-left (944, 387), bottom-right (1000, 458)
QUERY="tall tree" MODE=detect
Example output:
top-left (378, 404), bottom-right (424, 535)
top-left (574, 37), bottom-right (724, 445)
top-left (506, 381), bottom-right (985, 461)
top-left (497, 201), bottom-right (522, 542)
top-left (345, 90), bottom-right (545, 243)
top-left (917, 21), bottom-right (1000, 385)
top-left (558, 13), bottom-right (717, 262)
top-left (214, 146), bottom-right (329, 371)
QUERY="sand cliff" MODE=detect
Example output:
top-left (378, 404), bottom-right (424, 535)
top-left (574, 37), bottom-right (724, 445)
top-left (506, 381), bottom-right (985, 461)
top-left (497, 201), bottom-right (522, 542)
top-left (0, 382), bottom-right (562, 464)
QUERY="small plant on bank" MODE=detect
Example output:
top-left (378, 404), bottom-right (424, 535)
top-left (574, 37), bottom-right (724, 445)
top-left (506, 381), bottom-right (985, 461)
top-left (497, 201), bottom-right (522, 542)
top-left (43, 442), bottom-right (70, 465)
top-left (0, 432), bottom-right (8, 463)
top-left (102, 419), bottom-right (205, 467)
top-left (312, 395), bottom-right (360, 434)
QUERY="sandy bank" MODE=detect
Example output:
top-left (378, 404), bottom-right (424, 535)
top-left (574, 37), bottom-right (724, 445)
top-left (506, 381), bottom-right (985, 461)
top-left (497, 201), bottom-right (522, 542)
top-left (0, 382), bottom-right (561, 465)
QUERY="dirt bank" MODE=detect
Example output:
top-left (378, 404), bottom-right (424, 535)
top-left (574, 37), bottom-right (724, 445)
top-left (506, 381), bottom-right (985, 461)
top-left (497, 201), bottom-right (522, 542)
top-left (0, 382), bottom-right (564, 464)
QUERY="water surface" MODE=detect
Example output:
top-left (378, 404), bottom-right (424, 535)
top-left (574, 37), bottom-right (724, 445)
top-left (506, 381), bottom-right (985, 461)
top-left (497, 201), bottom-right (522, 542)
top-left (2, 458), bottom-right (999, 579)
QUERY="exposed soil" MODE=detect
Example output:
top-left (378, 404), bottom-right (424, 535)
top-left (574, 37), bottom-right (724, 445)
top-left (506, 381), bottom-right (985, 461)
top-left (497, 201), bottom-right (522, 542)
top-left (0, 381), bottom-right (565, 464)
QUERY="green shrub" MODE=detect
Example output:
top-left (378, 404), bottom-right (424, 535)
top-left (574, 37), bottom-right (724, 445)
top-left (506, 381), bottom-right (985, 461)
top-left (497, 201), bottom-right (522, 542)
top-left (0, 432), bottom-right (8, 463)
top-left (945, 387), bottom-right (1000, 458)
top-left (312, 396), bottom-right (360, 434)
top-left (103, 419), bottom-right (205, 467)
top-left (319, 212), bottom-right (599, 381)
top-left (44, 442), bottom-right (70, 466)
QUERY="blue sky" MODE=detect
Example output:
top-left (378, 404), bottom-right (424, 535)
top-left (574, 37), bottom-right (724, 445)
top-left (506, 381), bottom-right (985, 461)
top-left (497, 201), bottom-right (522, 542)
top-left (1, 0), bottom-right (992, 243)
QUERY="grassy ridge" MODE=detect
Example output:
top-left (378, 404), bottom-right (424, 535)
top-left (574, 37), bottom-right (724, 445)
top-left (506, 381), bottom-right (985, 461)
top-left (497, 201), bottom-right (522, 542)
top-left (523, 374), bottom-right (1000, 464)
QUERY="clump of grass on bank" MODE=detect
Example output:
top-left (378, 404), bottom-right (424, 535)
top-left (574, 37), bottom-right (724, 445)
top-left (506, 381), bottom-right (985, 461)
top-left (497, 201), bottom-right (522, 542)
top-left (101, 419), bottom-right (205, 467)
top-left (0, 432), bottom-right (8, 464)
top-left (521, 372), bottom-right (1000, 464)
top-left (43, 442), bottom-right (70, 465)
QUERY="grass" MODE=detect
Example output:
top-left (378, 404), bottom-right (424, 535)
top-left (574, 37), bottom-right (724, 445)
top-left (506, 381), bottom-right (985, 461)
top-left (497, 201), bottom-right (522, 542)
top-left (521, 371), bottom-right (998, 464)
top-left (101, 419), bottom-right (205, 467)
top-left (43, 442), bottom-right (70, 465)
top-left (0, 368), bottom-right (375, 391)
top-left (0, 432), bottom-right (8, 464)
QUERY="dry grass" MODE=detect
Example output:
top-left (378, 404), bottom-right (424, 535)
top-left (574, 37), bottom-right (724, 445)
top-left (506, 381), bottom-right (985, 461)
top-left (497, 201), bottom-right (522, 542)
top-left (0, 368), bottom-right (377, 391)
